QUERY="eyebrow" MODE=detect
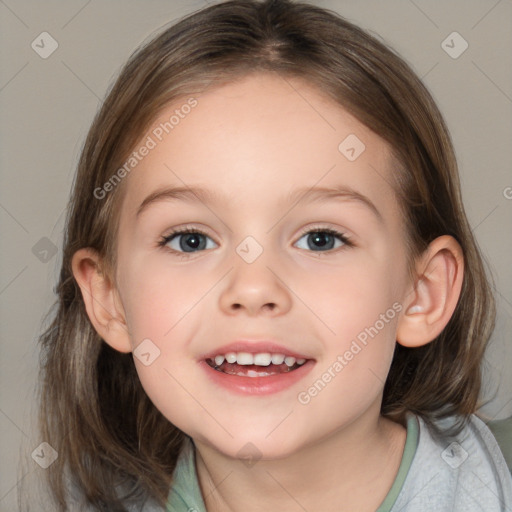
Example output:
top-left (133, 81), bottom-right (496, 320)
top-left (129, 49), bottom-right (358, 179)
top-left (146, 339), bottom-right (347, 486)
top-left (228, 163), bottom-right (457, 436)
top-left (136, 184), bottom-right (383, 222)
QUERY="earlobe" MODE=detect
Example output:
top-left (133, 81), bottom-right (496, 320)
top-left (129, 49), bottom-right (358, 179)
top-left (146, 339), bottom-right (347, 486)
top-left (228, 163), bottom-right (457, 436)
top-left (396, 235), bottom-right (464, 348)
top-left (71, 248), bottom-right (132, 353)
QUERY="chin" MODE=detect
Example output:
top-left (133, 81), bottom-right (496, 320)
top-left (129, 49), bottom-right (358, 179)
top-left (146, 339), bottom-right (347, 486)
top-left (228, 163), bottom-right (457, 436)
top-left (195, 424), bottom-right (307, 462)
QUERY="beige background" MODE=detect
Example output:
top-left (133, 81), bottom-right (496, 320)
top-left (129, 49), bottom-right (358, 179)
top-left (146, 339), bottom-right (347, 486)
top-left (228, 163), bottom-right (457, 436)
top-left (1, 0), bottom-right (511, 509)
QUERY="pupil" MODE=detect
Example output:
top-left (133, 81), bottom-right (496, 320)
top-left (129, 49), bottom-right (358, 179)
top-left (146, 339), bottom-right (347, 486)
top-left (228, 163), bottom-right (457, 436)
top-left (309, 232), bottom-right (333, 251)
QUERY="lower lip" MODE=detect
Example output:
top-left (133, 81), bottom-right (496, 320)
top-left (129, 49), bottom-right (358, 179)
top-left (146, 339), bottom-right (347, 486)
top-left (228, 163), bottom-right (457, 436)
top-left (199, 359), bottom-right (315, 396)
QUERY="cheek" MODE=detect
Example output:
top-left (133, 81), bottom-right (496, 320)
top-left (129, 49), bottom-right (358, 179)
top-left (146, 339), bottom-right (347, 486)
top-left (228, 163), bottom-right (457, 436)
top-left (118, 254), bottom-right (211, 344)
top-left (293, 270), bottom-right (400, 434)
top-left (293, 250), bottom-right (404, 341)
top-left (116, 256), bottom-right (219, 422)
top-left (116, 258), bottom-right (206, 430)
top-left (292, 249), bottom-right (404, 402)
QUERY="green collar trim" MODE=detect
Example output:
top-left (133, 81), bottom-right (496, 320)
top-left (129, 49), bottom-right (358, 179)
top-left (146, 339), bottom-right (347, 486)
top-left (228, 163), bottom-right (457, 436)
top-left (376, 414), bottom-right (419, 512)
top-left (167, 414), bottom-right (420, 512)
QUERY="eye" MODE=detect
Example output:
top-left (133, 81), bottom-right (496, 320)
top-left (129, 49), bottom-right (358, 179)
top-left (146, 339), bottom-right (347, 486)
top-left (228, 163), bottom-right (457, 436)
top-left (158, 227), bottom-right (217, 254)
top-left (294, 227), bottom-right (352, 253)
top-left (158, 225), bottom-right (352, 257)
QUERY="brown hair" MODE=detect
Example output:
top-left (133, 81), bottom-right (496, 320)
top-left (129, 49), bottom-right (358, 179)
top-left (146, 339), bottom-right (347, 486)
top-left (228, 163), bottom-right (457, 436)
top-left (29, 0), bottom-right (495, 509)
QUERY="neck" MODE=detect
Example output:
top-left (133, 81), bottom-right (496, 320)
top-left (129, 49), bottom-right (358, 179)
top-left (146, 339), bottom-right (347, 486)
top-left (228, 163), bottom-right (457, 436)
top-left (194, 406), bottom-right (407, 512)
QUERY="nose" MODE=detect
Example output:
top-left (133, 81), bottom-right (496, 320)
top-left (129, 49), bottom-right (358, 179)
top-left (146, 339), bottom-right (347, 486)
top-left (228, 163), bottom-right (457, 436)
top-left (218, 250), bottom-right (293, 317)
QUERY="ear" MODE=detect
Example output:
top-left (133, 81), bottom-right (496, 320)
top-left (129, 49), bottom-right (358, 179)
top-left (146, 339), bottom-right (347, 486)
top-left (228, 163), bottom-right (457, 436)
top-left (71, 248), bottom-right (132, 353)
top-left (396, 235), bottom-right (464, 348)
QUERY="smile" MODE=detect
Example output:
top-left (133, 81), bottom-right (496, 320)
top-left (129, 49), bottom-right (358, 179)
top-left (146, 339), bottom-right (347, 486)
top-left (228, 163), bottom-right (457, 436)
top-left (201, 356), bottom-right (315, 396)
top-left (206, 351), bottom-right (307, 377)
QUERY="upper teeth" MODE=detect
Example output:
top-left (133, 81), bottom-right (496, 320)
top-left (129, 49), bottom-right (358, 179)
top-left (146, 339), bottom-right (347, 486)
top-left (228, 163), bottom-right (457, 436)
top-left (213, 352), bottom-right (306, 367)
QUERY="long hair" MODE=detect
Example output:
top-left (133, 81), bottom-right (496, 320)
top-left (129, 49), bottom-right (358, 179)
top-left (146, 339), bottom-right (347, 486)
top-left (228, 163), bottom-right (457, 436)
top-left (28, 0), bottom-right (495, 509)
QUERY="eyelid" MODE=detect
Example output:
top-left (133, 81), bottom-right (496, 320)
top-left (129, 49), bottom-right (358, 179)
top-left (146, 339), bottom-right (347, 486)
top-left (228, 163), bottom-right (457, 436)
top-left (295, 223), bottom-right (353, 245)
top-left (161, 224), bottom-right (218, 241)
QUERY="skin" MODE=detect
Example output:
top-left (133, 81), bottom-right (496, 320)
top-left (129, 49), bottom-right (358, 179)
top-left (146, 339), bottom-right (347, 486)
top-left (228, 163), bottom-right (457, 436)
top-left (73, 72), bottom-right (464, 511)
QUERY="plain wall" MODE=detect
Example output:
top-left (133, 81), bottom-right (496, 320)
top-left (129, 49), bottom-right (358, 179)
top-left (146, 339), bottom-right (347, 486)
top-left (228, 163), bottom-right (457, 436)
top-left (1, 1), bottom-right (511, 510)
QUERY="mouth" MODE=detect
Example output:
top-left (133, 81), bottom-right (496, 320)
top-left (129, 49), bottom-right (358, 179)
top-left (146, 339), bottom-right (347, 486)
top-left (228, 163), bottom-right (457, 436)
top-left (205, 351), bottom-right (308, 377)
top-left (199, 341), bottom-right (315, 395)
top-left (200, 345), bottom-right (315, 395)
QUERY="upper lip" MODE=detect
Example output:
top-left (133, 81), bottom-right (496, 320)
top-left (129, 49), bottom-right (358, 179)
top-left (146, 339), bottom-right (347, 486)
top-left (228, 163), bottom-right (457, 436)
top-left (200, 341), bottom-right (313, 361)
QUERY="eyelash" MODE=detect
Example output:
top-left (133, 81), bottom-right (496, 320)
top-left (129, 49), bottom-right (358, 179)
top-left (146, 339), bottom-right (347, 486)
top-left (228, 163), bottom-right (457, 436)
top-left (157, 226), bottom-right (212, 260)
top-left (158, 224), bottom-right (354, 259)
top-left (296, 225), bottom-right (353, 254)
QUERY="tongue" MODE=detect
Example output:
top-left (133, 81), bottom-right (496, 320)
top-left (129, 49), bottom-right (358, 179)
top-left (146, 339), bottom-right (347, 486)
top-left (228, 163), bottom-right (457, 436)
top-left (216, 361), bottom-right (294, 376)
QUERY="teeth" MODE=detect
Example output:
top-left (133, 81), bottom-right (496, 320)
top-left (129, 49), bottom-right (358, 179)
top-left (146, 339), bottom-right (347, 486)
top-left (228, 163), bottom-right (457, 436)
top-left (246, 369), bottom-right (273, 377)
top-left (237, 352), bottom-right (254, 365)
top-left (271, 354), bottom-right (285, 365)
top-left (225, 352), bottom-right (237, 363)
top-left (253, 353), bottom-right (272, 366)
top-left (210, 351), bottom-right (307, 367)
top-left (284, 356), bottom-right (296, 367)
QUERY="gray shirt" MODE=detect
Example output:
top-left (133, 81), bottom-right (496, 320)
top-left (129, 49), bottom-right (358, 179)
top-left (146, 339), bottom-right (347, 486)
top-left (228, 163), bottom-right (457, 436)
top-left (166, 414), bottom-right (512, 511)
top-left (381, 414), bottom-right (512, 511)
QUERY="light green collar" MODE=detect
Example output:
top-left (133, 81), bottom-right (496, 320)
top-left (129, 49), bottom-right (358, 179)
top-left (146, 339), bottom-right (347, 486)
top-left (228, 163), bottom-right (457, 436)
top-left (376, 413), bottom-right (419, 511)
top-left (167, 414), bottom-right (419, 512)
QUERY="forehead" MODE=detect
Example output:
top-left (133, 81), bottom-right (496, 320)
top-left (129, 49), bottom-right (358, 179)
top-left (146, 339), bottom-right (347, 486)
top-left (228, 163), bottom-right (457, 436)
top-left (120, 73), bottom-right (396, 220)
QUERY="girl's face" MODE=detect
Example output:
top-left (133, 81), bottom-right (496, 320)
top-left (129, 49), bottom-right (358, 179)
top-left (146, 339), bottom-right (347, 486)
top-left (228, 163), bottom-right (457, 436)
top-left (114, 73), bottom-right (412, 458)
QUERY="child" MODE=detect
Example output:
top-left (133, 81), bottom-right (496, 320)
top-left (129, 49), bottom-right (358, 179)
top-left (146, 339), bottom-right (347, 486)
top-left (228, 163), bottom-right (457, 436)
top-left (32, 0), bottom-right (511, 510)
